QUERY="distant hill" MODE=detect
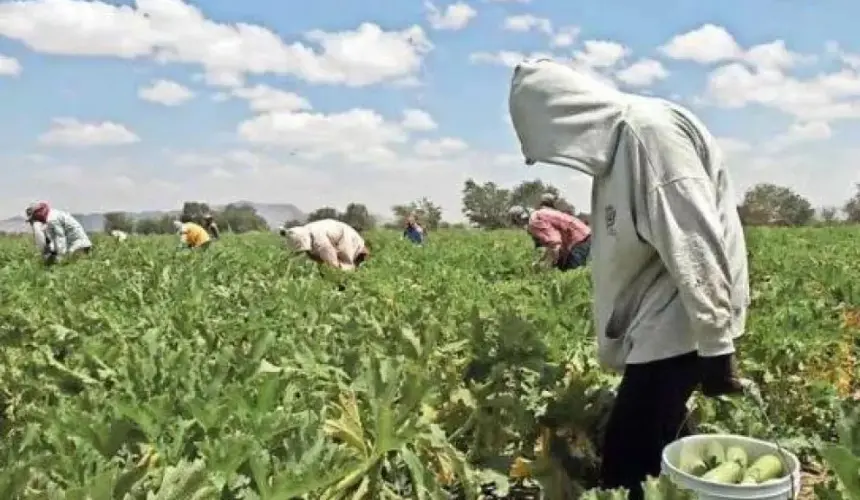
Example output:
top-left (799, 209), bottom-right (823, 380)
top-left (0, 202), bottom-right (306, 234)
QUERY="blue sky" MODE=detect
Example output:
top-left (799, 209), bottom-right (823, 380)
top-left (1, 0), bottom-right (859, 220)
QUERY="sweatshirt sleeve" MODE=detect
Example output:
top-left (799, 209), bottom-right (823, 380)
top-left (639, 145), bottom-right (735, 357)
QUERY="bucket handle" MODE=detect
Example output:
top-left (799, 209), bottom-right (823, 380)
top-left (675, 378), bottom-right (797, 499)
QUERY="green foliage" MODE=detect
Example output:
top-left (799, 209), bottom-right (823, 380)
top-left (392, 198), bottom-right (443, 230)
top-left (0, 227), bottom-right (855, 498)
top-left (104, 212), bottom-right (135, 233)
top-left (739, 183), bottom-right (815, 226)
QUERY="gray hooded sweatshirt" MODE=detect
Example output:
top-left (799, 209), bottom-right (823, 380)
top-left (509, 59), bottom-right (749, 372)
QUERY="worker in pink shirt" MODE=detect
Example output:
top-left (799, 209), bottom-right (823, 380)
top-left (509, 204), bottom-right (592, 271)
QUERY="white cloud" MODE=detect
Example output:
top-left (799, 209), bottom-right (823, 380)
top-left (469, 50), bottom-right (551, 68)
top-left (573, 40), bottom-right (629, 69)
top-left (615, 59), bottom-right (668, 87)
top-left (0, 54), bottom-right (22, 76)
top-left (401, 109), bottom-right (437, 131)
top-left (765, 121), bottom-right (832, 152)
top-left (138, 79), bottom-right (194, 106)
top-left (705, 62), bottom-right (860, 122)
top-left (660, 24), bottom-right (805, 70)
top-left (230, 85), bottom-right (310, 112)
top-left (660, 24), bottom-right (742, 64)
top-left (237, 108), bottom-right (409, 164)
top-left (425, 1), bottom-right (477, 30)
top-left (0, 0), bottom-right (433, 87)
top-left (38, 118), bottom-right (140, 147)
top-left (503, 14), bottom-right (551, 34)
top-left (716, 137), bottom-right (752, 156)
top-left (500, 15), bottom-right (578, 49)
top-left (743, 41), bottom-right (803, 70)
top-left (414, 137), bottom-right (468, 157)
top-left (550, 26), bottom-right (580, 48)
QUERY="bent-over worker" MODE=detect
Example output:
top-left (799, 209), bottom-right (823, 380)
top-left (25, 205), bottom-right (51, 255)
top-left (203, 214), bottom-right (220, 239)
top-left (26, 202), bottom-right (92, 265)
top-left (281, 218), bottom-right (369, 271)
top-left (174, 219), bottom-right (211, 250)
top-left (509, 204), bottom-right (591, 271)
top-left (508, 59), bottom-right (749, 499)
top-left (403, 215), bottom-right (425, 245)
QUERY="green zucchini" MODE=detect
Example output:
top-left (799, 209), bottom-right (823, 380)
top-left (741, 454), bottom-right (784, 484)
top-left (703, 441), bottom-right (726, 468)
top-left (726, 446), bottom-right (749, 468)
top-left (702, 461), bottom-right (743, 484)
top-left (679, 444), bottom-right (708, 476)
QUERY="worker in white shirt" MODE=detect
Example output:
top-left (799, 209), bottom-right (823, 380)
top-left (280, 219), bottom-right (369, 271)
top-left (26, 202), bottom-right (93, 265)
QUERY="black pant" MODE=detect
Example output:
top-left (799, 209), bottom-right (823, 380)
top-left (556, 236), bottom-right (591, 271)
top-left (600, 351), bottom-right (698, 500)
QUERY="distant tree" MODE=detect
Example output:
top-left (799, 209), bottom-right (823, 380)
top-left (843, 184), bottom-right (860, 222)
top-left (103, 212), bottom-right (134, 233)
top-left (217, 203), bottom-right (269, 233)
top-left (391, 197), bottom-right (443, 230)
top-left (818, 206), bottom-right (838, 224)
top-left (340, 203), bottom-right (376, 232)
top-left (306, 207), bottom-right (339, 222)
top-left (461, 179), bottom-right (512, 229)
top-left (135, 215), bottom-right (175, 234)
top-left (510, 179), bottom-right (574, 214)
top-left (181, 201), bottom-right (212, 224)
top-left (738, 183), bottom-right (814, 226)
top-left (281, 219), bottom-right (303, 230)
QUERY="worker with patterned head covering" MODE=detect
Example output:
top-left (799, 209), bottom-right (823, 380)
top-left (25, 204), bottom-right (50, 256)
top-left (280, 218), bottom-right (369, 271)
top-left (26, 202), bottom-right (92, 265)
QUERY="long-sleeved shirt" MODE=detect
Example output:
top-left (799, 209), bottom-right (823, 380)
top-left (510, 59), bottom-right (749, 371)
top-left (527, 207), bottom-right (591, 256)
top-left (44, 210), bottom-right (92, 256)
top-left (179, 222), bottom-right (211, 248)
top-left (403, 223), bottom-right (424, 244)
top-left (285, 219), bottom-right (367, 270)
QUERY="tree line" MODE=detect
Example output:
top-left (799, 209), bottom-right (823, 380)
top-left (98, 180), bottom-right (860, 236)
top-left (104, 202), bottom-right (269, 234)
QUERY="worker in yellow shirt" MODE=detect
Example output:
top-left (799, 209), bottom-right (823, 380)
top-left (174, 219), bottom-right (212, 249)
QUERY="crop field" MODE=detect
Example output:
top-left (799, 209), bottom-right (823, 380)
top-left (0, 227), bottom-right (859, 498)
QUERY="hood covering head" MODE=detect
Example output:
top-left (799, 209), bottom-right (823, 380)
top-left (508, 59), bottom-right (628, 177)
top-left (27, 202), bottom-right (50, 223)
top-left (284, 226), bottom-right (312, 253)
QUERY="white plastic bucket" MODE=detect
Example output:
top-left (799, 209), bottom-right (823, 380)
top-left (661, 434), bottom-right (801, 500)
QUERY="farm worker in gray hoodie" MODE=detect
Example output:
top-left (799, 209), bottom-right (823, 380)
top-left (508, 59), bottom-right (750, 498)
top-left (26, 202), bottom-right (93, 265)
top-left (280, 218), bottom-right (370, 271)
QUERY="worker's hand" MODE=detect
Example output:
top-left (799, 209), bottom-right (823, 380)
top-left (698, 353), bottom-right (744, 397)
